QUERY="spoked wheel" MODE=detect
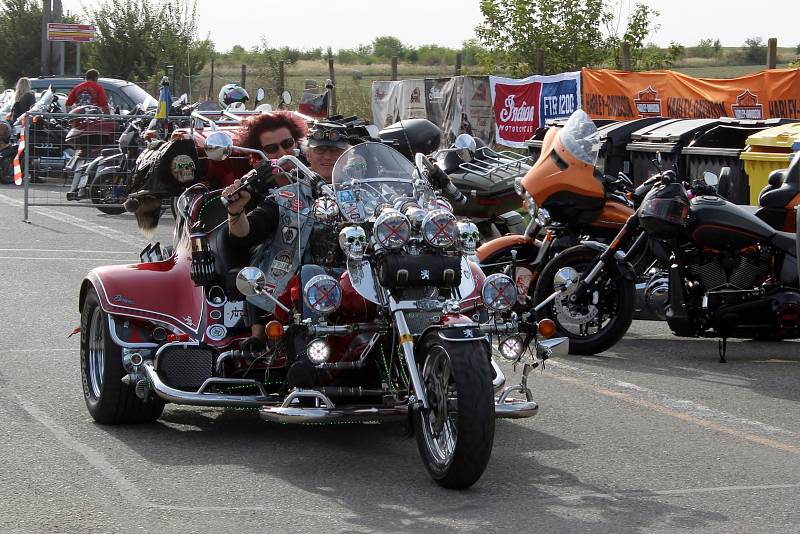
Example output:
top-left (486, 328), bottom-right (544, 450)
top-left (89, 173), bottom-right (126, 215)
top-left (533, 245), bottom-right (635, 355)
top-left (413, 339), bottom-right (494, 489)
top-left (80, 288), bottom-right (164, 424)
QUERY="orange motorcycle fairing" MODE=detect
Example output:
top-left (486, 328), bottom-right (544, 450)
top-left (476, 235), bottom-right (540, 263)
top-left (591, 200), bottom-right (635, 230)
top-left (522, 127), bottom-right (605, 225)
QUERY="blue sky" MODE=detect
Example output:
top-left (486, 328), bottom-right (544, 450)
top-left (62, 0), bottom-right (798, 53)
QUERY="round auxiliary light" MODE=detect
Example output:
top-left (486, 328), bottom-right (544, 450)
top-left (306, 338), bottom-right (331, 364)
top-left (303, 275), bottom-right (342, 314)
top-left (498, 335), bottom-right (524, 361)
top-left (422, 209), bottom-right (458, 248)
top-left (374, 209), bottom-right (411, 249)
top-left (481, 273), bottom-right (517, 312)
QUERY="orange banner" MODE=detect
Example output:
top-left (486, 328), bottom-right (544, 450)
top-left (582, 67), bottom-right (800, 121)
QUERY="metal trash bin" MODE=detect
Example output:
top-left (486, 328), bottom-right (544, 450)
top-left (682, 118), bottom-right (791, 205)
top-left (595, 117), bottom-right (669, 178)
top-left (627, 119), bottom-right (720, 185)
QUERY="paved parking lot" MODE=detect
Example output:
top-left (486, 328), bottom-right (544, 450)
top-left (1, 184), bottom-right (798, 533)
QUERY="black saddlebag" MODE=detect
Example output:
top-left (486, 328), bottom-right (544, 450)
top-left (377, 254), bottom-right (461, 288)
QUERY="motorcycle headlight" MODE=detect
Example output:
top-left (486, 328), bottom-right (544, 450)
top-left (374, 210), bottom-right (410, 249)
top-left (481, 273), bottom-right (517, 312)
top-left (536, 207), bottom-right (551, 226)
top-left (306, 338), bottom-right (331, 364)
top-left (525, 192), bottom-right (538, 218)
top-left (303, 275), bottom-right (342, 314)
top-left (498, 335), bottom-right (524, 361)
top-left (514, 176), bottom-right (524, 197)
top-left (422, 209), bottom-right (457, 248)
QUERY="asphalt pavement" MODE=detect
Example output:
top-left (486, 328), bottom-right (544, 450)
top-left (1, 184), bottom-right (799, 533)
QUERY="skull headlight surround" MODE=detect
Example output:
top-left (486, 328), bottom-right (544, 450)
top-left (338, 226), bottom-right (367, 261)
top-left (457, 221), bottom-right (480, 255)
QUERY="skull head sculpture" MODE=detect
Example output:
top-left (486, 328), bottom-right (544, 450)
top-left (457, 221), bottom-right (480, 255)
top-left (339, 225), bottom-right (367, 261)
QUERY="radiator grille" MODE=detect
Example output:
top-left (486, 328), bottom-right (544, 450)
top-left (158, 347), bottom-right (213, 390)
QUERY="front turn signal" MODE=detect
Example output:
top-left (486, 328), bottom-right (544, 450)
top-left (538, 319), bottom-right (557, 339)
top-left (265, 320), bottom-right (284, 340)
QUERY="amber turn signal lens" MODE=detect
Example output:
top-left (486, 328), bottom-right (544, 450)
top-left (265, 320), bottom-right (284, 340)
top-left (538, 319), bottom-right (557, 339)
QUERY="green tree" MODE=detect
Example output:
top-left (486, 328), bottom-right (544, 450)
top-left (85, 0), bottom-right (211, 93)
top-left (0, 0), bottom-right (42, 85)
top-left (742, 36), bottom-right (766, 65)
top-left (372, 36), bottom-right (405, 60)
top-left (476, 0), bottom-right (659, 75)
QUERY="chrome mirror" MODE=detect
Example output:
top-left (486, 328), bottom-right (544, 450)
top-left (205, 132), bottom-right (233, 161)
top-left (454, 133), bottom-right (476, 162)
top-left (553, 267), bottom-right (580, 294)
top-left (281, 90), bottom-right (292, 105)
top-left (236, 267), bottom-right (267, 297)
top-left (255, 87), bottom-right (266, 104)
top-left (703, 171), bottom-right (718, 187)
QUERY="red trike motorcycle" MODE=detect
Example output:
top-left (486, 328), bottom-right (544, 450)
top-left (77, 131), bottom-right (567, 489)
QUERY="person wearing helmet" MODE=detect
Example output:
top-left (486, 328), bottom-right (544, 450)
top-left (221, 120), bottom-right (350, 348)
top-left (218, 83), bottom-right (249, 110)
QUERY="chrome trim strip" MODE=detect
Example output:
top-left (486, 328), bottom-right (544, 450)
top-left (141, 361), bottom-right (277, 407)
top-left (107, 316), bottom-right (159, 349)
top-left (490, 359), bottom-right (506, 393)
top-left (259, 404), bottom-right (408, 425)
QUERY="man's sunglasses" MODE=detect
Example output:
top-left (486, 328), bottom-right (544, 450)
top-left (309, 129), bottom-right (345, 142)
top-left (261, 137), bottom-right (295, 154)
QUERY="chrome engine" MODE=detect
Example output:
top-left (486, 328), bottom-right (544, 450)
top-left (636, 271), bottom-right (670, 321)
top-left (686, 249), bottom-right (770, 291)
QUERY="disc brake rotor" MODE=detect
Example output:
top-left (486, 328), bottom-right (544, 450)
top-left (554, 287), bottom-right (599, 322)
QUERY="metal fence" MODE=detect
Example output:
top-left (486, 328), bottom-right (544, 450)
top-left (18, 112), bottom-right (195, 221)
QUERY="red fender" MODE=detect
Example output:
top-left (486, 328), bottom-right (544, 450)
top-left (80, 247), bottom-right (205, 337)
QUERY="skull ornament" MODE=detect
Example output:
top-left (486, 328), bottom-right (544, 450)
top-left (170, 155), bottom-right (196, 184)
top-left (339, 225), bottom-right (367, 261)
top-left (457, 221), bottom-right (480, 255)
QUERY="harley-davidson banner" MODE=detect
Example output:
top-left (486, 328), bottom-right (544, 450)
top-left (489, 72), bottom-right (581, 148)
top-left (582, 67), bottom-right (800, 121)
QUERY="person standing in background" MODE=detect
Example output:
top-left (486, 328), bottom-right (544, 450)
top-left (11, 77), bottom-right (35, 123)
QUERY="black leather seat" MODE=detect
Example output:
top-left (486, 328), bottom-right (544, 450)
top-left (760, 169), bottom-right (799, 209)
top-left (770, 231), bottom-right (797, 256)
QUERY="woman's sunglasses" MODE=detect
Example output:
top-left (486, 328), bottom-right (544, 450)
top-left (261, 137), bottom-right (295, 154)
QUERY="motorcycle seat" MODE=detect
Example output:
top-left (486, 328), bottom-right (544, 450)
top-left (760, 181), bottom-right (799, 209)
top-left (770, 231), bottom-right (797, 257)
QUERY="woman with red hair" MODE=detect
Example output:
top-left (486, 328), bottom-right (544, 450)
top-left (233, 111), bottom-right (308, 168)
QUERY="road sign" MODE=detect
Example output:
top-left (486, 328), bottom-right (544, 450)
top-left (46, 23), bottom-right (95, 42)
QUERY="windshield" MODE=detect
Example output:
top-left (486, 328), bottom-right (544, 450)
top-left (560, 109), bottom-right (599, 166)
top-left (121, 84), bottom-right (158, 109)
top-left (332, 142), bottom-right (416, 222)
top-left (30, 87), bottom-right (54, 113)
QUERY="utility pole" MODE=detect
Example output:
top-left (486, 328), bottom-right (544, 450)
top-left (52, 0), bottom-right (64, 75)
top-left (41, 0), bottom-right (51, 75)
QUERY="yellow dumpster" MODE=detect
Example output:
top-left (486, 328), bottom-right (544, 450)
top-left (740, 123), bottom-right (800, 205)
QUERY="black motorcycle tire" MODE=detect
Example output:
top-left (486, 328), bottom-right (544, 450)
top-left (413, 337), bottom-right (494, 489)
top-left (533, 245), bottom-right (635, 355)
top-left (80, 288), bottom-right (164, 424)
top-left (89, 172), bottom-right (126, 215)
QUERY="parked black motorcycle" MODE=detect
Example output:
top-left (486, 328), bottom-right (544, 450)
top-left (533, 152), bottom-right (800, 359)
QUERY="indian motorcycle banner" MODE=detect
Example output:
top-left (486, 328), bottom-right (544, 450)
top-left (489, 72), bottom-right (582, 148)
top-left (581, 67), bottom-right (800, 121)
